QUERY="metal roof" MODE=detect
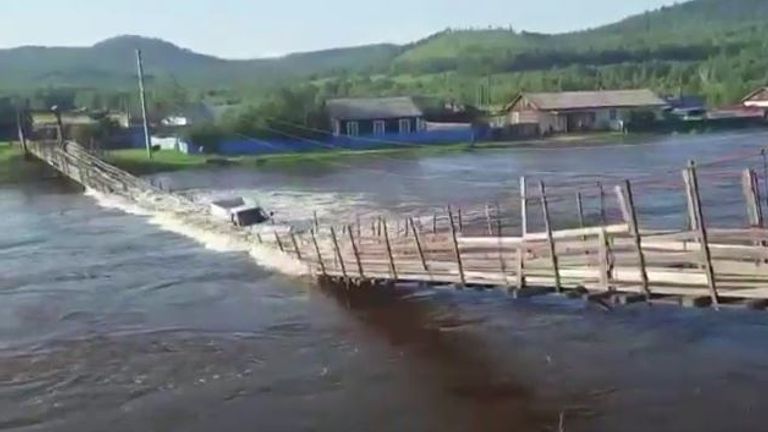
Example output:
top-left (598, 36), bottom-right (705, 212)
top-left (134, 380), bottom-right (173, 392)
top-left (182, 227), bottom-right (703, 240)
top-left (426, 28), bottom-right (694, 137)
top-left (326, 97), bottom-right (423, 121)
top-left (512, 89), bottom-right (667, 111)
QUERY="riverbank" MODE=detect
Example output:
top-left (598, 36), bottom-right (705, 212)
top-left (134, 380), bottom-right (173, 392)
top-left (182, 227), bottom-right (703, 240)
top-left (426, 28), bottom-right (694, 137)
top-left (106, 132), bottom-right (633, 175)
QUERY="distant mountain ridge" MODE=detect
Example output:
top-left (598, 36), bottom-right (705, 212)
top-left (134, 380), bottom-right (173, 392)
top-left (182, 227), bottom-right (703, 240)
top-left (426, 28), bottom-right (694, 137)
top-left (1, 0), bottom-right (768, 92)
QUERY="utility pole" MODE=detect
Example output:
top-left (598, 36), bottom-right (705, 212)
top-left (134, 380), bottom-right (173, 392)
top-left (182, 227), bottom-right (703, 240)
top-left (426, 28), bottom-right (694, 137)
top-left (135, 49), bottom-right (152, 160)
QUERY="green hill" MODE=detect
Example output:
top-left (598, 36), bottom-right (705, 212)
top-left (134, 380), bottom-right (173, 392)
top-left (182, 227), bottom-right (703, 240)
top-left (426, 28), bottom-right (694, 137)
top-left (0, 35), bottom-right (401, 91)
top-left (3, 0), bottom-right (768, 107)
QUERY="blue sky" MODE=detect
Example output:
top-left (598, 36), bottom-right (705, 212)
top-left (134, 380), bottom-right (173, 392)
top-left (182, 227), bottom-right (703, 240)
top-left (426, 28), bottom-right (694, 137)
top-left (2, 0), bottom-right (680, 58)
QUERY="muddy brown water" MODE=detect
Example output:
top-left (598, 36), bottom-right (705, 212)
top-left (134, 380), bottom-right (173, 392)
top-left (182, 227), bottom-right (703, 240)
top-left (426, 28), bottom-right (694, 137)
top-left (3, 131), bottom-right (768, 431)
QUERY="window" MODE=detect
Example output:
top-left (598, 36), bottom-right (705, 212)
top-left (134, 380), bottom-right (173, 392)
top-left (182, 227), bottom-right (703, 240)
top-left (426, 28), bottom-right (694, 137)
top-left (346, 121), bottom-right (359, 137)
top-left (373, 120), bottom-right (386, 135)
top-left (609, 109), bottom-right (618, 121)
top-left (398, 119), bottom-right (412, 134)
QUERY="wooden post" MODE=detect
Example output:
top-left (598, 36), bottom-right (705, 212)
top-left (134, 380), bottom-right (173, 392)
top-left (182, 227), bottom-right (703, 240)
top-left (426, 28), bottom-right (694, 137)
top-left (615, 185), bottom-right (631, 226)
top-left (447, 206), bottom-right (466, 287)
top-left (598, 181), bottom-right (607, 225)
top-left (517, 177), bottom-right (528, 290)
top-left (576, 192), bottom-right (585, 229)
top-left (313, 210), bottom-right (320, 231)
top-left (621, 180), bottom-right (650, 298)
top-left (458, 207), bottom-right (464, 233)
top-left (347, 225), bottom-right (365, 278)
top-left (433, 213), bottom-right (438, 235)
top-left (256, 233), bottom-right (263, 244)
top-left (683, 170), bottom-right (698, 231)
top-left (289, 231), bottom-right (302, 260)
top-left (598, 228), bottom-right (612, 291)
top-left (485, 203), bottom-right (494, 236)
top-left (409, 217), bottom-right (430, 274)
top-left (381, 219), bottom-right (398, 281)
top-left (310, 229), bottom-right (327, 276)
top-left (15, 108), bottom-right (29, 156)
top-left (356, 214), bottom-right (362, 239)
top-left (274, 232), bottom-right (285, 253)
top-left (539, 181), bottom-right (561, 291)
top-left (330, 226), bottom-right (348, 279)
top-left (742, 169), bottom-right (763, 228)
top-left (495, 201), bottom-right (503, 237)
top-left (377, 217), bottom-right (383, 238)
top-left (686, 161), bottom-right (720, 308)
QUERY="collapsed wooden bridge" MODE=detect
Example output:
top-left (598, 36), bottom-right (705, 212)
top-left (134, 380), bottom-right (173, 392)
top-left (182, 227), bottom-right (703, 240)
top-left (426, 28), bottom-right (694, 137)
top-left (24, 139), bottom-right (768, 311)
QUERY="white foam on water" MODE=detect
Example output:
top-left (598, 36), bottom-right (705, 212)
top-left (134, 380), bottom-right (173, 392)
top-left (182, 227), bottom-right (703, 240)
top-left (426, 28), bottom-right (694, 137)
top-left (84, 189), bottom-right (310, 276)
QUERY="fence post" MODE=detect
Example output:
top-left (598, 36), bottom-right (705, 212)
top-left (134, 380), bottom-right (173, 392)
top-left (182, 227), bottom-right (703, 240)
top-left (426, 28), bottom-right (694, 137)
top-left (598, 228), bottom-right (612, 291)
top-left (409, 217), bottom-right (430, 276)
top-left (329, 226), bottom-right (348, 280)
top-left (347, 225), bottom-right (365, 278)
top-left (517, 177), bottom-right (528, 290)
top-left (615, 185), bottom-right (632, 226)
top-left (433, 213), bottom-right (438, 235)
top-left (539, 181), bottom-right (561, 292)
top-left (382, 219), bottom-right (398, 281)
top-left (289, 231), bottom-right (302, 260)
top-left (686, 161), bottom-right (720, 308)
top-left (310, 229), bottom-right (327, 277)
top-left (742, 169), bottom-right (764, 228)
top-left (598, 181), bottom-right (607, 225)
top-left (485, 203), bottom-right (494, 236)
top-left (448, 206), bottom-right (466, 288)
top-left (274, 232), bottom-right (285, 253)
top-left (620, 180), bottom-right (650, 298)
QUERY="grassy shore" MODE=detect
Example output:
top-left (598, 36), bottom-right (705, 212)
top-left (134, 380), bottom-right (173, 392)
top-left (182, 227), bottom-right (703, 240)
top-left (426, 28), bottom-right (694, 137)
top-left (102, 132), bottom-right (633, 176)
top-left (105, 143), bottom-right (474, 175)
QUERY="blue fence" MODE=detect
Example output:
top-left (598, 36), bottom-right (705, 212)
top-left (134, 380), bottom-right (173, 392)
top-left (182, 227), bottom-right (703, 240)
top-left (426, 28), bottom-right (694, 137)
top-left (207, 128), bottom-right (478, 156)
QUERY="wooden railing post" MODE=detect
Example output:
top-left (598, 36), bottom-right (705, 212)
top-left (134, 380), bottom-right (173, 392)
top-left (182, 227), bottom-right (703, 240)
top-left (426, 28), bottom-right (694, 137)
top-left (274, 232), bottom-right (285, 253)
top-left (381, 219), bottom-right (398, 281)
top-left (686, 161), bottom-right (720, 308)
top-left (619, 181), bottom-right (650, 298)
top-left (432, 213), bottom-right (438, 235)
top-left (447, 206), bottom-right (466, 288)
top-left (598, 228), bottom-right (612, 291)
top-left (310, 229), bottom-right (327, 277)
top-left (516, 176), bottom-right (528, 290)
top-left (409, 217), bottom-right (430, 276)
top-left (347, 225), bottom-right (365, 278)
top-left (598, 181), bottom-right (607, 225)
top-left (615, 184), bottom-right (632, 226)
top-left (485, 203), bottom-right (494, 236)
top-left (742, 169), bottom-right (764, 228)
top-left (539, 181), bottom-right (561, 292)
top-left (289, 230), bottom-right (303, 260)
top-left (330, 226), bottom-right (348, 280)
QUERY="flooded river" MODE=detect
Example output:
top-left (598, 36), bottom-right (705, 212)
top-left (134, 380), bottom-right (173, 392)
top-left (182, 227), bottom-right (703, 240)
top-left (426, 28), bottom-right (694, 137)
top-left (3, 131), bottom-right (768, 431)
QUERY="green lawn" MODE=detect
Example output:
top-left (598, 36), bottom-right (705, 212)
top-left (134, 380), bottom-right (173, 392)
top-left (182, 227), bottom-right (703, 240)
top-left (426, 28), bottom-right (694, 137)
top-left (0, 142), bottom-right (29, 183)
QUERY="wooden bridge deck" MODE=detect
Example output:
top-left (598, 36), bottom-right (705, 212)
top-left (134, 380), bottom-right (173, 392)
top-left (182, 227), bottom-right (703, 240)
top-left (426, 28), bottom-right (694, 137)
top-left (24, 139), bottom-right (768, 311)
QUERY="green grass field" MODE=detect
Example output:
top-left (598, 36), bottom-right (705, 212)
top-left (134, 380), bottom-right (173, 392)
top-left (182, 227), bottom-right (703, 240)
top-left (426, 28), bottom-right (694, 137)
top-left (0, 142), bottom-right (28, 183)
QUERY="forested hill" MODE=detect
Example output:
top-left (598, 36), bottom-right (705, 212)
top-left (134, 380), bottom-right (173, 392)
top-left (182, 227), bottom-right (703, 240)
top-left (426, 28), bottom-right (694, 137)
top-left (3, 0), bottom-right (768, 107)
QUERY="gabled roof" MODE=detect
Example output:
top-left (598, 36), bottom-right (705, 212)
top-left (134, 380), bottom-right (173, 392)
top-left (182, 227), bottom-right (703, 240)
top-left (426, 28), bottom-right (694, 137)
top-left (742, 87), bottom-right (768, 102)
top-left (507, 89), bottom-right (667, 111)
top-left (326, 97), bottom-right (423, 121)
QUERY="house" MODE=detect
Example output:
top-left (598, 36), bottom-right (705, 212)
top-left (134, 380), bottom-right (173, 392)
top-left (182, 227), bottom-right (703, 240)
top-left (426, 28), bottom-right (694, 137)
top-left (664, 95), bottom-right (707, 120)
top-left (742, 87), bottom-right (768, 110)
top-left (160, 103), bottom-right (216, 127)
top-left (505, 89), bottom-right (668, 134)
top-left (326, 97), bottom-right (426, 137)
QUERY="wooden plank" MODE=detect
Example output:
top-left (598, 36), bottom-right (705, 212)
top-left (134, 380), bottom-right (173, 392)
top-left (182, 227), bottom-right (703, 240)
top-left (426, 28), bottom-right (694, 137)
top-left (448, 206), bottom-right (467, 288)
top-left (598, 228), bottom-right (612, 291)
top-left (539, 181), bottom-right (561, 291)
top-left (686, 162), bottom-right (720, 307)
